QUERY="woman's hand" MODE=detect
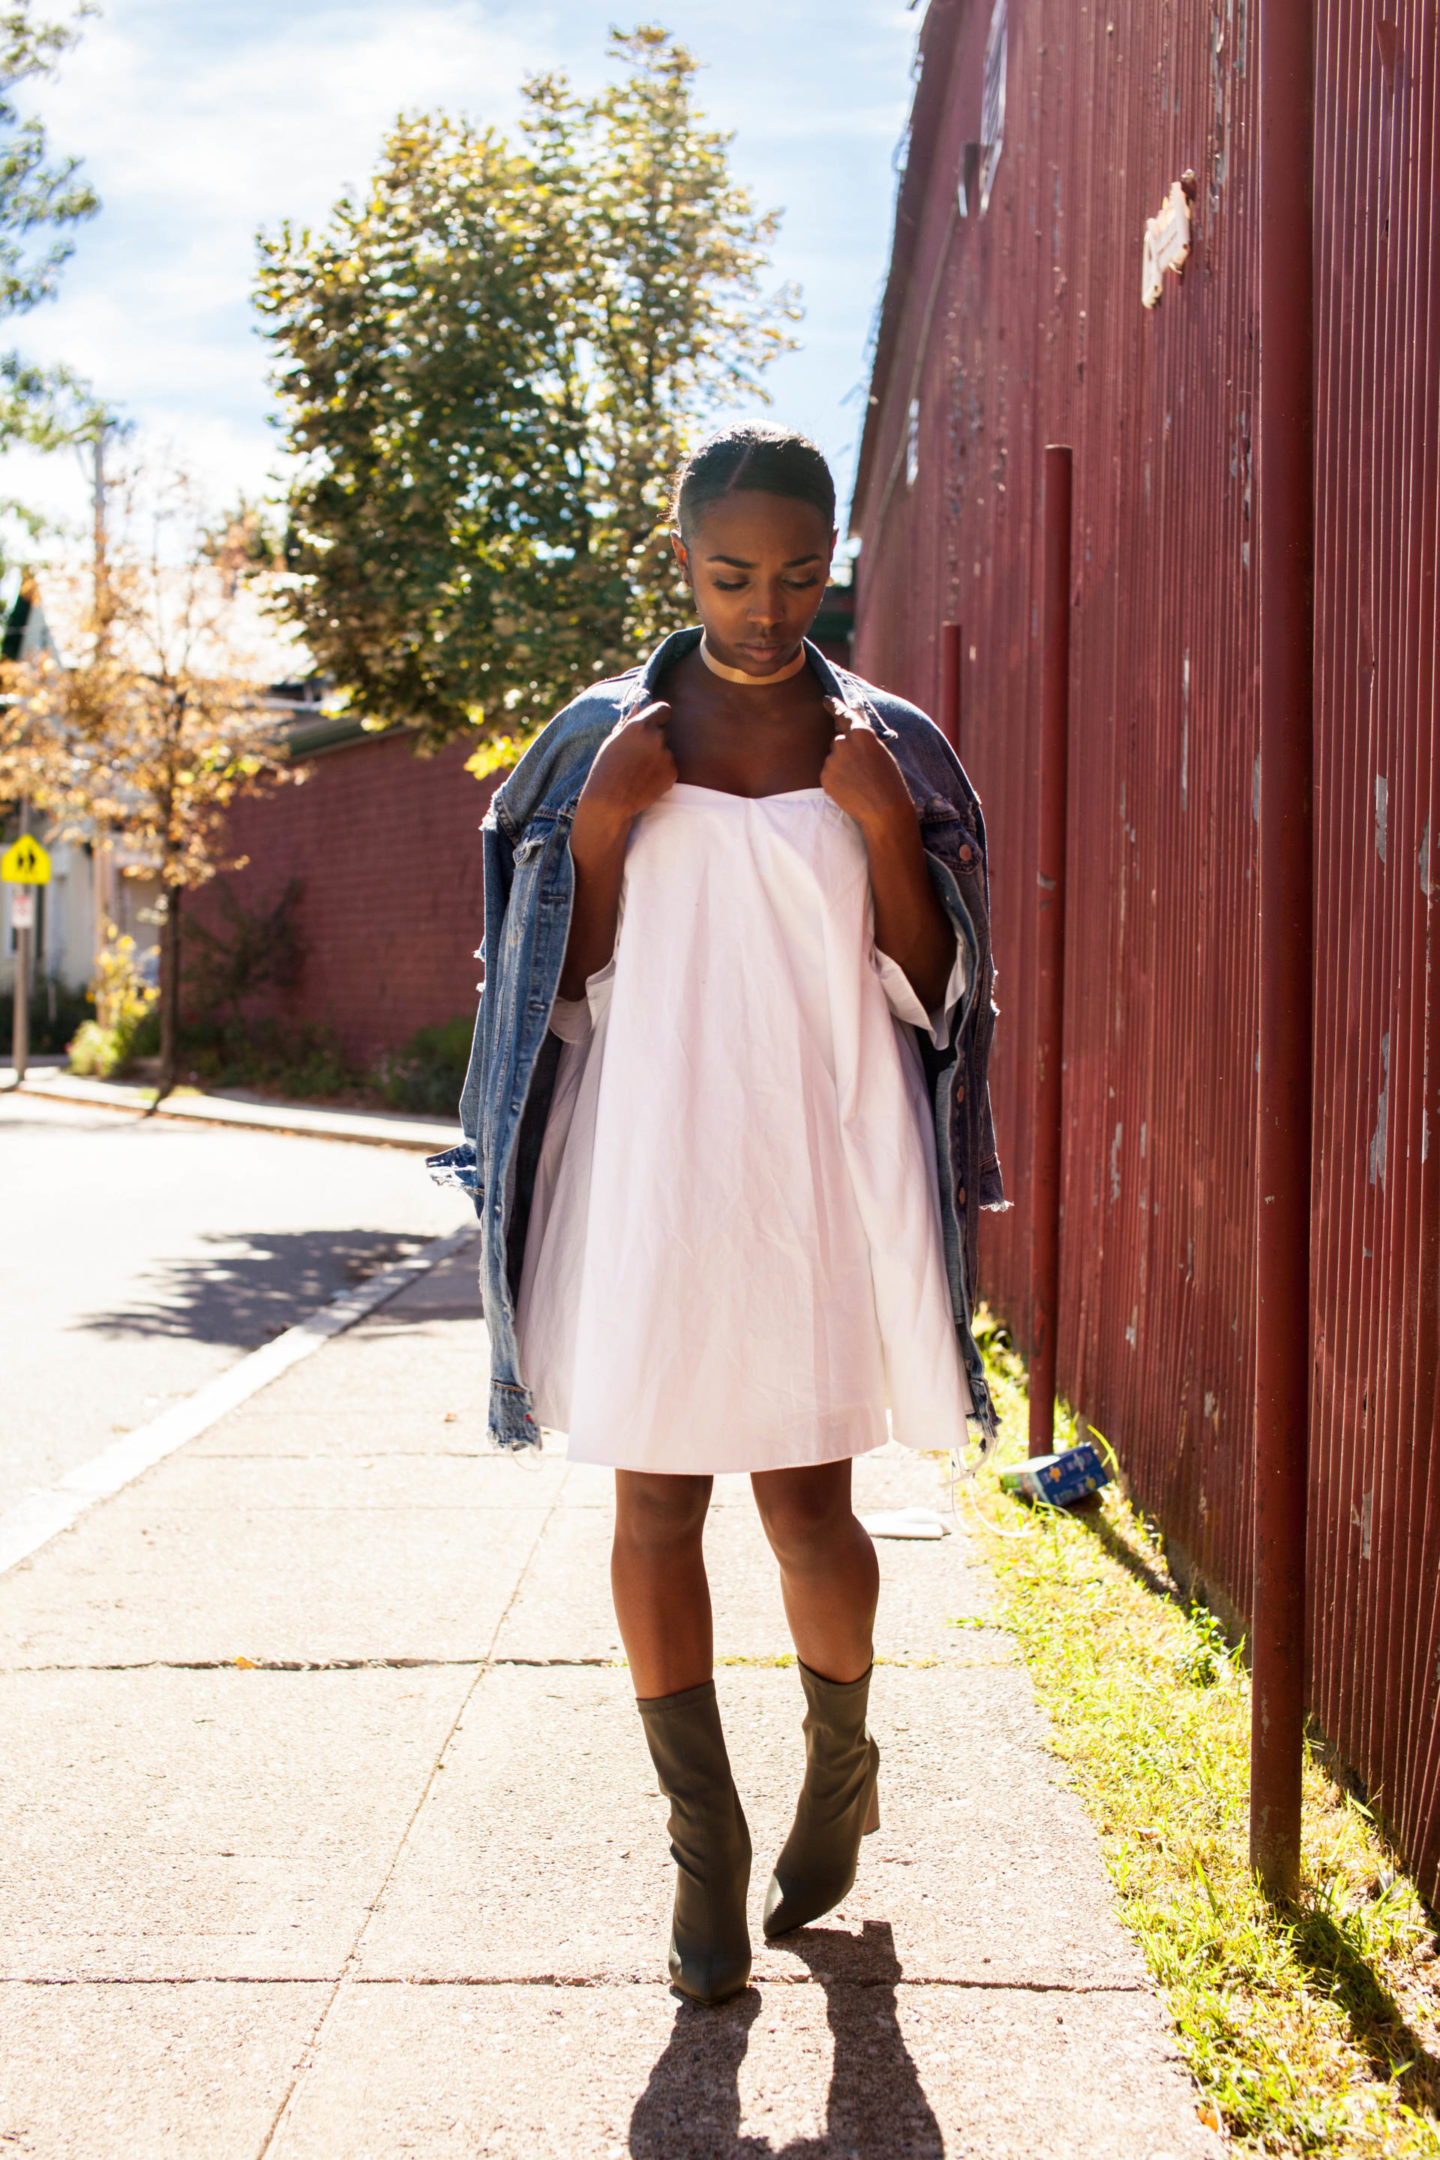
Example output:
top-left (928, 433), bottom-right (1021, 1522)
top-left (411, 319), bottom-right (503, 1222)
top-left (560, 703), bottom-right (675, 999)
top-left (820, 698), bottom-right (915, 840)
top-left (821, 697), bottom-right (955, 1014)
top-left (575, 701), bottom-right (676, 840)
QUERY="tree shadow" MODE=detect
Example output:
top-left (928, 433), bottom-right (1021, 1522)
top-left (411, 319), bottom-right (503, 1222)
top-left (629, 1921), bottom-right (943, 2158)
top-left (1289, 1905), bottom-right (1440, 2118)
top-left (73, 1228), bottom-right (431, 1350)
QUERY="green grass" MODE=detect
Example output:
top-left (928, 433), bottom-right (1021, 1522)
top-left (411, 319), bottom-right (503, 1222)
top-left (960, 1310), bottom-right (1440, 2156)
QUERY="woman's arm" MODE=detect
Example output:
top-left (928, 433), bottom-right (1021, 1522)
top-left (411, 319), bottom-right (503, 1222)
top-left (820, 704), bottom-right (955, 1013)
top-left (559, 702), bottom-right (675, 999)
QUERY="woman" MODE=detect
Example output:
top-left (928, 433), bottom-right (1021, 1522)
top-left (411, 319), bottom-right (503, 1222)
top-left (445, 423), bottom-right (1002, 2006)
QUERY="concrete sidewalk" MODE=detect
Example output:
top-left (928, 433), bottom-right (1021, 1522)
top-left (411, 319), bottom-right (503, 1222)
top-left (0, 1240), bottom-right (1220, 2159)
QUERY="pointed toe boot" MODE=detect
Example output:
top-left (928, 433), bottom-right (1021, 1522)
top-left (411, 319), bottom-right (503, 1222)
top-left (637, 1679), bottom-right (752, 2004)
top-left (762, 1659), bottom-right (880, 1940)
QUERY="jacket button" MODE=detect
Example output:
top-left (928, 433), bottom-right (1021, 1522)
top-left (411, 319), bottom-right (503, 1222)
top-left (958, 1186), bottom-right (967, 1206)
top-left (956, 1084), bottom-right (965, 1103)
top-left (959, 842), bottom-right (974, 863)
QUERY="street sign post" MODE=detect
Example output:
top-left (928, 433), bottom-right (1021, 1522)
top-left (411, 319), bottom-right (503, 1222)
top-left (3, 828), bottom-right (51, 1085)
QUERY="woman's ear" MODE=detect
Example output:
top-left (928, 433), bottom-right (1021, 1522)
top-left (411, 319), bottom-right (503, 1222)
top-left (670, 528), bottom-right (690, 584)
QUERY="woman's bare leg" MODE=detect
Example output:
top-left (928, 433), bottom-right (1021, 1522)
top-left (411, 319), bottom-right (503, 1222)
top-left (750, 1460), bottom-right (878, 1682)
top-left (612, 1469), bottom-right (714, 1698)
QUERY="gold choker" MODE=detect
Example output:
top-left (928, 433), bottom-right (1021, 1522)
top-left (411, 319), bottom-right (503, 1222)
top-left (699, 635), bottom-right (808, 685)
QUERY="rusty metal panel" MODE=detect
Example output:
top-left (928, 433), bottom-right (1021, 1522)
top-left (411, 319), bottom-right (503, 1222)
top-left (852, 0), bottom-right (1440, 1899)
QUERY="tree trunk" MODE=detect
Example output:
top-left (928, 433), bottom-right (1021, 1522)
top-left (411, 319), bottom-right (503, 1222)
top-left (157, 883), bottom-right (183, 1103)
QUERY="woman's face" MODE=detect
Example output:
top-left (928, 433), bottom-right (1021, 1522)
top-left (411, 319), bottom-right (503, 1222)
top-left (672, 490), bottom-right (836, 677)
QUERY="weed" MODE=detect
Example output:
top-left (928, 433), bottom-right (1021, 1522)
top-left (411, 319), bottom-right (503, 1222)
top-left (963, 1315), bottom-right (1440, 2156)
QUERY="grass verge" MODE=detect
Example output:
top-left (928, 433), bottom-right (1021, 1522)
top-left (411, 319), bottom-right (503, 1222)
top-left (960, 1311), bottom-right (1440, 2156)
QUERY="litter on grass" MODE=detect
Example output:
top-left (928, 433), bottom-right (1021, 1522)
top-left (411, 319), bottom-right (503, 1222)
top-left (998, 1442), bottom-right (1112, 1509)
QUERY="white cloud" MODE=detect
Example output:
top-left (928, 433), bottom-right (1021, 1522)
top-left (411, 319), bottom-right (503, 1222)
top-left (3, 0), bottom-right (917, 547)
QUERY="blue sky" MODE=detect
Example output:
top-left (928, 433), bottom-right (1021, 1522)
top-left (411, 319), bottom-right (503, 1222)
top-left (3, 0), bottom-right (921, 551)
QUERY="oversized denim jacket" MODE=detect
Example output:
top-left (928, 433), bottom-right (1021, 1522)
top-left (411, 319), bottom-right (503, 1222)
top-left (444, 626), bottom-right (1005, 1453)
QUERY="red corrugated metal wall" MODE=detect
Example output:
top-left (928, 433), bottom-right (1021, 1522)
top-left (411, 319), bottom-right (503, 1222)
top-left (852, 0), bottom-right (1440, 1898)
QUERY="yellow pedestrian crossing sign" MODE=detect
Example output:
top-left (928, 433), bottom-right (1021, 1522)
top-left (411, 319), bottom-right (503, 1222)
top-left (1, 834), bottom-right (50, 884)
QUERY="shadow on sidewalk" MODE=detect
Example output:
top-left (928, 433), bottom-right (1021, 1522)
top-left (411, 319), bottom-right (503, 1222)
top-left (74, 1228), bottom-right (431, 1349)
top-left (629, 1920), bottom-right (942, 2157)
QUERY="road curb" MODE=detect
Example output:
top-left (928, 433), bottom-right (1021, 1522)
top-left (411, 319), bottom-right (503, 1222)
top-left (7, 1072), bottom-right (458, 1152)
top-left (0, 1225), bottom-right (479, 1580)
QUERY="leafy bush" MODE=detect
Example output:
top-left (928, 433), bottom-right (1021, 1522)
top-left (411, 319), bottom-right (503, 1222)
top-left (177, 1013), bottom-right (364, 1099)
top-left (380, 1015), bottom-right (473, 1116)
top-left (0, 975), bottom-right (94, 1056)
top-left (67, 923), bottom-right (159, 1077)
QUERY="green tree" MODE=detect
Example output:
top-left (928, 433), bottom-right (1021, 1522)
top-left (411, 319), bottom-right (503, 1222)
top-left (0, 3), bottom-right (100, 480)
top-left (256, 24), bottom-right (798, 765)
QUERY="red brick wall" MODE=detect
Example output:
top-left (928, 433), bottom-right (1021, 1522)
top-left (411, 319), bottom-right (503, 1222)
top-left (188, 731), bottom-right (500, 1063)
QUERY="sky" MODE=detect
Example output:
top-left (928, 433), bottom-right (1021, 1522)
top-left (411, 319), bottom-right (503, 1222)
top-left (1, 0), bottom-right (922, 556)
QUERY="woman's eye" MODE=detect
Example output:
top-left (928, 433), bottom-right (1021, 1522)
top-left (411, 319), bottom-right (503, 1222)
top-left (784, 578), bottom-right (822, 592)
top-left (712, 579), bottom-right (746, 592)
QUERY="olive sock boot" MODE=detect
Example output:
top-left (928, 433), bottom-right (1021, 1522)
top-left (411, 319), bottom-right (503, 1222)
top-left (762, 1659), bottom-right (880, 1939)
top-left (637, 1679), bottom-right (752, 2004)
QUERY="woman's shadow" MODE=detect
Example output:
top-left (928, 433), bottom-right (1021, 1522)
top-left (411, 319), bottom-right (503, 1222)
top-left (628, 1921), bottom-right (944, 2158)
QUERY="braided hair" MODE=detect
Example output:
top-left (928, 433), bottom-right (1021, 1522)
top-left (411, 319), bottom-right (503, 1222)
top-left (671, 423), bottom-right (836, 540)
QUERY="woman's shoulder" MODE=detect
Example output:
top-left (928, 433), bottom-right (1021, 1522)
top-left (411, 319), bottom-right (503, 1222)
top-left (829, 664), bottom-right (932, 734)
top-left (494, 669), bottom-right (642, 833)
top-left (826, 663), bottom-right (979, 812)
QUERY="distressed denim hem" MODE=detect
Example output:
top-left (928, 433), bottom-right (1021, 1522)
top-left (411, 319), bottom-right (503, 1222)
top-left (488, 1379), bottom-right (543, 1453)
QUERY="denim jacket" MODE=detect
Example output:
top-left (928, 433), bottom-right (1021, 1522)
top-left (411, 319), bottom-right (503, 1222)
top-left (439, 626), bottom-right (1005, 1452)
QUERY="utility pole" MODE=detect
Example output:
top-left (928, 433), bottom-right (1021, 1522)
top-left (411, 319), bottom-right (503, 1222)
top-left (9, 799), bottom-right (31, 1081)
top-left (90, 414), bottom-right (114, 953)
top-left (92, 415), bottom-right (110, 639)
top-left (1251, 0), bottom-right (1316, 1901)
top-left (1030, 446), bottom-right (1074, 1453)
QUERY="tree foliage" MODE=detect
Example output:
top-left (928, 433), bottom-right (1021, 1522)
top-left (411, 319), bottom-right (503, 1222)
top-left (0, 3), bottom-right (99, 459)
top-left (1, 471), bottom-right (300, 1089)
top-left (256, 25), bottom-right (798, 762)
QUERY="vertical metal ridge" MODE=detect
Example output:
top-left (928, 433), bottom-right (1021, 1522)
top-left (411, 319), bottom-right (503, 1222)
top-left (853, 0), bottom-right (1440, 1898)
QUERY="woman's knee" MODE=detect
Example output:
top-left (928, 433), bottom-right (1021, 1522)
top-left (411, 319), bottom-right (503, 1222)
top-left (751, 1465), bottom-right (856, 1566)
top-left (614, 1470), bottom-right (712, 1553)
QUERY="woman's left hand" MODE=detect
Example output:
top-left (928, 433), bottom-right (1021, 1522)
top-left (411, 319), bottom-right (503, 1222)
top-left (821, 697), bottom-right (954, 1011)
top-left (820, 698), bottom-right (917, 839)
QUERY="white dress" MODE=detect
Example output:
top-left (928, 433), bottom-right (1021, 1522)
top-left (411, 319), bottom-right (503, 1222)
top-left (516, 783), bottom-right (974, 1474)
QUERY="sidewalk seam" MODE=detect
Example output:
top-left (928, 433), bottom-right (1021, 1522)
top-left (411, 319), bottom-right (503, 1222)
top-left (0, 1973), bottom-right (1154, 1994)
top-left (0, 1226), bottom-right (479, 1581)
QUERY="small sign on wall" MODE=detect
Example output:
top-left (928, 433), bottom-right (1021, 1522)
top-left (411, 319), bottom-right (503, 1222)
top-left (1142, 172), bottom-right (1197, 308)
top-left (9, 885), bottom-right (34, 930)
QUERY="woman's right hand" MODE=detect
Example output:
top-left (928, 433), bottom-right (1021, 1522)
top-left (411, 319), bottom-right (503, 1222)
top-left (559, 703), bottom-right (674, 997)
top-left (574, 701), bottom-right (676, 839)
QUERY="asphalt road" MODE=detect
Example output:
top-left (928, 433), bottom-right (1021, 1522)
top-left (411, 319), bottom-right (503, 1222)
top-left (0, 1091), bottom-right (475, 1515)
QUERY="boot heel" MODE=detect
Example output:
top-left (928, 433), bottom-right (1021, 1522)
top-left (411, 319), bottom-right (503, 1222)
top-left (864, 1780), bottom-right (880, 1835)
